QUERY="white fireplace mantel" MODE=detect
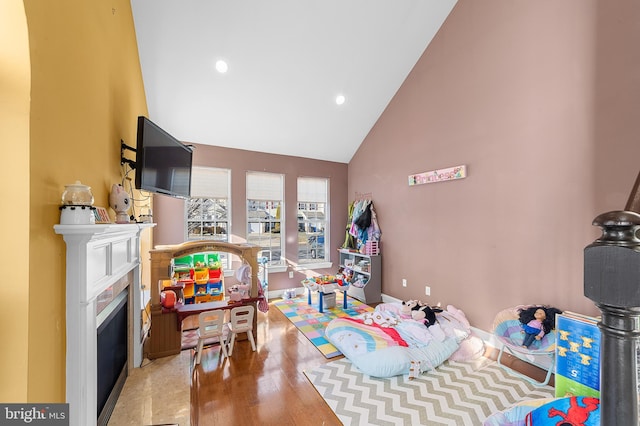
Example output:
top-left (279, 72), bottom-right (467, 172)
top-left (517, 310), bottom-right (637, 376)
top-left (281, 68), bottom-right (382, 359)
top-left (54, 223), bottom-right (154, 426)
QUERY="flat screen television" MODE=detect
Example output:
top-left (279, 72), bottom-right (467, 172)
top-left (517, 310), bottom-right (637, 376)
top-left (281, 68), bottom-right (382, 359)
top-left (135, 116), bottom-right (192, 199)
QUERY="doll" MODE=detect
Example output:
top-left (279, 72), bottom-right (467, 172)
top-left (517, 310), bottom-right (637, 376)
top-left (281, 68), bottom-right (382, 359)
top-left (518, 305), bottom-right (563, 348)
top-left (521, 308), bottom-right (546, 347)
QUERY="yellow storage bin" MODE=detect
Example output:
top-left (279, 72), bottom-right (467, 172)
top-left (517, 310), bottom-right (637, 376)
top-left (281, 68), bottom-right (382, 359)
top-left (209, 293), bottom-right (224, 302)
top-left (195, 294), bottom-right (213, 304)
top-left (182, 281), bottom-right (194, 298)
top-left (194, 268), bottom-right (209, 284)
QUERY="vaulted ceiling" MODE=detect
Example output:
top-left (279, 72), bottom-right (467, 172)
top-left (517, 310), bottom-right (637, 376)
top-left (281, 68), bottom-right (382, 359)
top-left (131, 0), bottom-right (457, 163)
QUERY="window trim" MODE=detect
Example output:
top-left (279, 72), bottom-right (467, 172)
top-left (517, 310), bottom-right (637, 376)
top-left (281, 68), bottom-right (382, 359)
top-left (297, 176), bottom-right (329, 266)
top-left (246, 171), bottom-right (285, 267)
top-left (185, 167), bottom-right (232, 269)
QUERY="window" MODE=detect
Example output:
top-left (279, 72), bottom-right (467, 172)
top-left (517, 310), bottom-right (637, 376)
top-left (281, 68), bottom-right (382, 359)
top-left (186, 167), bottom-right (231, 266)
top-left (297, 177), bottom-right (328, 264)
top-left (246, 172), bottom-right (284, 266)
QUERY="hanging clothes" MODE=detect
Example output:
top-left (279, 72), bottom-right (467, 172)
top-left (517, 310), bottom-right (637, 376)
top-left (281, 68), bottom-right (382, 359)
top-left (342, 200), bottom-right (357, 249)
top-left (349, 199), bottom-right (370, 238)
top-left (354, 201), bottom-right (373, 230)
top-left (369, 204), bottom-right (381, 242)
top-left (346, 198), bottom-right (382, 254)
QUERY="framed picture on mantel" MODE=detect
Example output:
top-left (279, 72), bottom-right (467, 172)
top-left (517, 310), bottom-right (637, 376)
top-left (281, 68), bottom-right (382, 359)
top-left (94, 207), bottom-right (111, 224)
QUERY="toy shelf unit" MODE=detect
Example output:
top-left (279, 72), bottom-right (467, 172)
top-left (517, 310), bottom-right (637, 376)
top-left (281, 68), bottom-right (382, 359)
top-left (170, 252), bottom-right (224, 304)
top-left (339, 249), bottom-right (381, 304)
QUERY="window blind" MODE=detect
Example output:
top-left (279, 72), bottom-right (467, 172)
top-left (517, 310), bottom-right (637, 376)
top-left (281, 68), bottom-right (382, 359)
top-left (190, 167), bottom-right (230, 198)
top-left (298, 177), bottom-right (327, 202)
top-left (246, 172), bottom-right (283, 200)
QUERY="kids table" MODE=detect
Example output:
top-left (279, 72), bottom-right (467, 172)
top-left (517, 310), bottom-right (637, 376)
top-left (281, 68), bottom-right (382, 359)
top-left (302, 281), bottom-right (350, 313)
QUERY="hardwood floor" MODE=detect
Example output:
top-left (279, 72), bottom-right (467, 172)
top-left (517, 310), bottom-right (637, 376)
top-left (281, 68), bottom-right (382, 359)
top-left (190, 301), bottom-right (342, 426)
top-left (189, 300), bottom-right (552, 426)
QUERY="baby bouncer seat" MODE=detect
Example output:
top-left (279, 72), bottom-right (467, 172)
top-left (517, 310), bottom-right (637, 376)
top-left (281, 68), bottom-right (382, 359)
top-left (492, 305), bottom-right (558, 386)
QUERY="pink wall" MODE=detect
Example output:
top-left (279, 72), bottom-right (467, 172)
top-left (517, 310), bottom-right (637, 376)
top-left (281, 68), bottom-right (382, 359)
top-left (349, 0), bottom-right (640, 330)
top-left (153, 144), bottom-right (348, 291)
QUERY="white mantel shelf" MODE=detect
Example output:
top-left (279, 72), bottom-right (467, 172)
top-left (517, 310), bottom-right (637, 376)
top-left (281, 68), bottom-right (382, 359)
top-left (54, 222), bottom-right (154, 426)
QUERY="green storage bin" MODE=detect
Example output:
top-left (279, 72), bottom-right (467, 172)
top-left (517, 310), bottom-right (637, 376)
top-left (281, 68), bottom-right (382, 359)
top-left (193, 253), bottom-right (207, 267)
top-left (173, 255), bottom-right (192, 267)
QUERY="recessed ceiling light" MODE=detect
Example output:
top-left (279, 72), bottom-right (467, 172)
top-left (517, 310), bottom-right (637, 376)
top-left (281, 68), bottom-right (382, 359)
top-left (215, 60), bottom-right (228, 74)
top-left (336, 94), bottom-right (346, 105)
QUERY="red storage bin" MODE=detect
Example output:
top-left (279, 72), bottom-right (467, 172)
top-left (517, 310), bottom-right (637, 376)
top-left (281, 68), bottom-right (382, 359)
top-left (209, 268), bottom-right (222, 280)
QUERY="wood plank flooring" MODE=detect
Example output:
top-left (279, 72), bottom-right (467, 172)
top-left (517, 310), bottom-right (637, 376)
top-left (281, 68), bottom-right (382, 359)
top-left (190, 301), bottom-right (342, 426)
top-left (189, 301), bottom-right (552, 426)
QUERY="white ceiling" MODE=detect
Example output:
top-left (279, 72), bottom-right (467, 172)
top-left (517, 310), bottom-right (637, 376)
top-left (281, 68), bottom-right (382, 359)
top-left (131, 0), bottom-right (457, 163)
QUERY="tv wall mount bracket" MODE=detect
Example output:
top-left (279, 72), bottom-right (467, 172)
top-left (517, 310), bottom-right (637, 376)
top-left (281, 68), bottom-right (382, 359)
top-left (120, 140), bottom-right (136, 169)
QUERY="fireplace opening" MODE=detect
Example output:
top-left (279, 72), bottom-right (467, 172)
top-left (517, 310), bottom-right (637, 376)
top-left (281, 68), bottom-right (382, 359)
top-left (97, 289), bottom-right (128, 425)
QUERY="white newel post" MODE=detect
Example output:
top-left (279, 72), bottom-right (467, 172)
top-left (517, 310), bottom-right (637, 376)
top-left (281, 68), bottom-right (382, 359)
top-left (54, 223), bottom-right (154, 426)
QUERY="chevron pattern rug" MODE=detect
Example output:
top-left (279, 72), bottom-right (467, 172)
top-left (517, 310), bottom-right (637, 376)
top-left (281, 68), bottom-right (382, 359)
top-left (304, 357), bottom-right (555, 425)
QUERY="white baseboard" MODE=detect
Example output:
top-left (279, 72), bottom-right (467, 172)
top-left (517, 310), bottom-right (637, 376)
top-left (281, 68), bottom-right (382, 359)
top-left (268, 287), bottom-right (304, 300)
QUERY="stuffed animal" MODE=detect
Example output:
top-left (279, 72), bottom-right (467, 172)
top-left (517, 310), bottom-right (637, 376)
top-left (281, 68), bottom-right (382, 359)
top-left (412, 304), bottom-right (443, 327)
top-left (237, 283), bottom-right (251, 299)
top-left (227, 285), bottom-right (242, 302)
top-left (401, 300), bottom-right (421, 318)
top-left (109, 183), bottom-right (131, 224)
top-left (362, 311), bottom-right (399, 328)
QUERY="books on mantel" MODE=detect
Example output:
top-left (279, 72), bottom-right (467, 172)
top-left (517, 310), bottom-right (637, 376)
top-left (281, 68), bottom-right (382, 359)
top-left (554, 311), bottom-right (601, 398)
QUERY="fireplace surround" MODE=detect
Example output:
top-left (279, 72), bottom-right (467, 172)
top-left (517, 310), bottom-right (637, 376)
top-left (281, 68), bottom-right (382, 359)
top-left (54, 223), bottom-right (154, 426)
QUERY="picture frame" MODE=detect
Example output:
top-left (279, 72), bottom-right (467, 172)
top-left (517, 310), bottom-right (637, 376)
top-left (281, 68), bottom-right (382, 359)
top-left (94, 207), bottom-right (111, 224)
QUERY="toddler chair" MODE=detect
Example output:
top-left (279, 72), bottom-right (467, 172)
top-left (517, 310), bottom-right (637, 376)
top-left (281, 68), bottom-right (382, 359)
top-left (492, 305), bottom-right (557, 386)
top-left (227, 305), bottom-right (257, 356)
top-left (195, 310), bottom-right (228, 365)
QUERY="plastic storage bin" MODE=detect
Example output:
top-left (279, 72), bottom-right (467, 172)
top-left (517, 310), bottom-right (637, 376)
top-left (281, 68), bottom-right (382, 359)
top-left (173, 267), bottom-right (192, 282)
top-left (193, 253), bottom-right (207, 267)
top-left (322, 291), bottom-right (336, 309)
top-left (183, 281), bottom-right (195, 304)
top-left (194, 268), bottom-right (209, 284)
top-left (173, 255), bottom-right (193, 267)
top-left (209, 268), bottom-right (222, 281)
top-left (207, 281), bottom-right (224, 301)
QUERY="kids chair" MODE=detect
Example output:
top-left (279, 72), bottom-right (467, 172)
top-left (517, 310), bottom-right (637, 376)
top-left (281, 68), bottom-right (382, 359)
top-left (492, 305), bottom-right (557, 386)
top-left (195, 310), bottom-right (228, 365)
top-left (227, 305), bottom-right (256, 356)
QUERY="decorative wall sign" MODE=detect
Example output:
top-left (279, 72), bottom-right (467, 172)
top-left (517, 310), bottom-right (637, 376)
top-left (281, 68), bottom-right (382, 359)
top-left (408, 165), bottom-right (467, 186)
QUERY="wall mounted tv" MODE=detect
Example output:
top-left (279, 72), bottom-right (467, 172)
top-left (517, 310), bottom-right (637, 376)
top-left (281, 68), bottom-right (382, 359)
top-left (135, 116), bottom-right (193, 199)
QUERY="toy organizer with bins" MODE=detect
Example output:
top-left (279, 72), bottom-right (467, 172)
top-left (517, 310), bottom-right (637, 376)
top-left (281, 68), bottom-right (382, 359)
top-left (170, 252), bottom-right (224, 304)
top-left (339, 248), bottom-right (381, 304)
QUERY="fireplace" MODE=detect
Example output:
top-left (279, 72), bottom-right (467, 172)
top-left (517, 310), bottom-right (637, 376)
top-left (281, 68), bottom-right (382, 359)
top-left (96, 289), bottom-right (128, 425)
top-left (54, 223), bottom-right (154, 426)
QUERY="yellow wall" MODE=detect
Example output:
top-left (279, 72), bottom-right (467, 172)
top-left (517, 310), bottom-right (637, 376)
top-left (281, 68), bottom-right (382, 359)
top-left (3, 0), bottom-right (149, 402)
top-left (0, 0), bottom-right (30, 403)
